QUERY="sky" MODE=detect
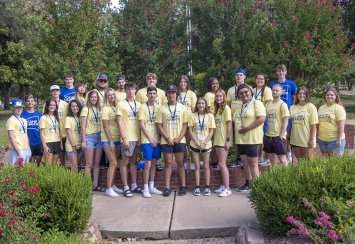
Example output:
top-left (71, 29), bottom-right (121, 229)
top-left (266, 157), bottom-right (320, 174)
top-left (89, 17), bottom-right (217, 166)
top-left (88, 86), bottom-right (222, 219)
top-left (110, 0), bottom-right (120, 9)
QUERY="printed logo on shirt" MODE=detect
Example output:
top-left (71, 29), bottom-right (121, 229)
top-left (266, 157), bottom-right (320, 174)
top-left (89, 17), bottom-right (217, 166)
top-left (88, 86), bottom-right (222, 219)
top-left (26, 116), bottom-right (40, 131)
top-left (63, 92), bottom-right (75, 102)
top-left (215, 116), bottom-right (221, 128)
top-left (267, 109), bottom-right (277, 123)
top-left (292, 111), bottom-right (306, 125)
top-left (281, 85), bottom-right (289, 102)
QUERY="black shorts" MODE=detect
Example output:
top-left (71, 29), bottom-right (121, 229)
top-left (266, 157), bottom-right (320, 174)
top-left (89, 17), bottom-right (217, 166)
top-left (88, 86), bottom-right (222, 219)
top-left (30, 144), bottom-right (43, 156)
top-left (161, 143), bottom-right (186, 154)
top-left (47, 141), bottom-right (62, 154)
top-left (190, 146), bottom-right (211, 153)
top-left (263, 136), bottom-right (287, 155)
top-left (61, 138), bottom-right (66, 152)
top-left (236, 144), bottom-right (259, 157)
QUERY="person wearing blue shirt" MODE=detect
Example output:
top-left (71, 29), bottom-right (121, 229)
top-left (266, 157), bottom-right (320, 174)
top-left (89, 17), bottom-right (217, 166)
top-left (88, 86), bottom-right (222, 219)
top-left (60, 74), bottom-right (76, 103)
top-left (21, 94), bottom-right (43, 165)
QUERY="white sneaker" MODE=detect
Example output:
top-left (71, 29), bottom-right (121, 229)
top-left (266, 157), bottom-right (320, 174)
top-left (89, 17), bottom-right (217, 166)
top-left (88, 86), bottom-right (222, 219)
top-left (105, 188), bottom-right (119, 198)
top-left (112, 185), bottom-right (124, 194)
top-left (143, 190), bottom-right (151, 198)
top-left (190, 163), bottom-right (195, 171)
top-left (214, 185), bottom-right (225, 193)
top-left (259, 159), bottom-right (271, 167)
top-left (219, 188), bottom-right (232, 197)
top-left (149, 187), bottom-right (162, 195)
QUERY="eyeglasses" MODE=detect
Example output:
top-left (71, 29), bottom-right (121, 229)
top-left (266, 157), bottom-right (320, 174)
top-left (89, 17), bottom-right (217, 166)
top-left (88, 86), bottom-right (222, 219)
top-left (98, 79), bottom-right (107, 83)
top-left (238, 90), bottom-right (249, 95)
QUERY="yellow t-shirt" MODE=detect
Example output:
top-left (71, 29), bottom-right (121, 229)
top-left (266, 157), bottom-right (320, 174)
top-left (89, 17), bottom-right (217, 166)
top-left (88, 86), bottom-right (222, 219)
top-left (115, 90), bottom-right (127, 102)
top-left (178, 90), bottom-right (197, 113)
top-left (265, 100), bottom-right (290, 138)
top-left (233, 99), bottom-right (266, 144)
top-left (188, 112), bottom-right (216, 149)
top-left (42, 100), bottom-right (68, 138)
top-left (136, 87), bottom-right (167, 106)
top-left (39, 115), bottom-right (61, 143)
top-left (318, 103), bottom-right (346, 142)
top-left (213, 105), bottom-right (232, 147)
top-left (65, 116), bottom-right (82, 152)
top-left (75, 95), bottom-right (86, 106)
top-left (100, 106), bottom-right (120, 142)
top-left (253, 86), bottom-right (272, 105)
top-left (116, 100), bottom-right (141, 141)
top-left (80, 106), bottom-right (101, 134)
top-left (138, 103), bottom-right (160, 144)
top-left (156, 103), bottom-right (188, 145)
top-left (93, 88), bottom-right (107, 107)
top-left (6, 115), bottom-right (29, 149)
top-left (204, 92), bottom-right (216, 114)
top-left (290, 103), bottom-right (318, 147)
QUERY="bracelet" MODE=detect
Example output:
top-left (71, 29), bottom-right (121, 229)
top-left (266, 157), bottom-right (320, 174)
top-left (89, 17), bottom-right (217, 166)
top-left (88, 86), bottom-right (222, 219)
top-left (72, 145), bottom-right (76, 147)
top-left (226, 138), bottom-right (230, 142)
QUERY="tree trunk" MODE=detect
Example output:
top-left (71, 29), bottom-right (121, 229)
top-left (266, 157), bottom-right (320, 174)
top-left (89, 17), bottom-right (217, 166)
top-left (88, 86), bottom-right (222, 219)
top-left (3, 83), bottom-right (13, 110)
top-left (19, 84), bottom-right (29, 100)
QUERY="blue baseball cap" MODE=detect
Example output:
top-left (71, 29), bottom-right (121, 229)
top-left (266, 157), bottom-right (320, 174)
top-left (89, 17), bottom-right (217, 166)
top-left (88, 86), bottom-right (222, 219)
top-left (235, 68), bottom-right (246, 76)
top-left (97, 73), bottom-right (108, 80)
top-left (12, 98), bottom-right (24, 108)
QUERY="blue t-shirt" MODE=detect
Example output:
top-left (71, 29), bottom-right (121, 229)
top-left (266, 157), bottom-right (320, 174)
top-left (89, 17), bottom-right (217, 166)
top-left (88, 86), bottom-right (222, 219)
top-left (21, 110), bottom-right (42, 147)
top-left (60, 86), bottom-right (76, 103)
top-left (269, 79), bottom-right (297, 109)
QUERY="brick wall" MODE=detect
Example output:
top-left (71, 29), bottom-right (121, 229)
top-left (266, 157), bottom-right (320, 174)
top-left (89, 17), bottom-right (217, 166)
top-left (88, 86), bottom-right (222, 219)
top-left (345, 122), bottom-right (355, 150)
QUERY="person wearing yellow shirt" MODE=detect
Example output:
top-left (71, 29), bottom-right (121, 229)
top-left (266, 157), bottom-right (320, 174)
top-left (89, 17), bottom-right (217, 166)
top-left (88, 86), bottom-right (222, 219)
top-left (136, 73), bottom-right (167, 106)
top-left (93, 73), bottom-right (109, 107)
top-left (318, 88), bottom-right (346, 156)
top-left (264, 84), bottom-right (290, 165)
top-left (115, 75), bottom-right (127, 102)
top-left (156, 85), bottom-right (188, 197)
top-left (233, 84), bottom-right (266, 192)
top-left (75, 83), bottom-right (87, 106)
top-left (40, 98), bottom-right (62, 164)
top-left (204, 77), bottom-right (220, 114)
top-left (101, 88), bottom-right (123, 198)
top-left (138, 87), bottom-right (163, 198)
top-left (81, 90), bottom-right (103, 192)
top-left (65, 99), bottom-right (83, 171)
top-left (7, 98), bottom-right (31, 165)
top-left (213, 89), bottom-right (232, 197)
top-left (290, 87), bottom-right (318, 160)
top-left (188, 98), bottom-right (215, 196)
top-left (47, 85), bottom-right (69, 165)
top-left (117, 82), bottom-right (142, 197)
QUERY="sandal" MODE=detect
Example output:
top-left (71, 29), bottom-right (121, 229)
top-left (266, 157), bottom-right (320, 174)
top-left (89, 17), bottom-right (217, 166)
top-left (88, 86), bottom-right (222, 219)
top-left (93, 186), bottom-right (106, 192)
top-left (124, 189), bottom-right (133, 197)
top-left (131, 187), bottom-right (143, 193)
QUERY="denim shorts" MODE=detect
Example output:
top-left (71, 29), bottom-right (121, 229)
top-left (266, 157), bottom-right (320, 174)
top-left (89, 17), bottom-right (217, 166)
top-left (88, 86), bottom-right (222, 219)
top-left (318, 139), bottom-right (346, 155)
top-left (141, 143), bottom-right (161, 160)
top-left (66, 148), bottom-right (83, 157)
top-left (86, 133), bottom-right (102, 149)
top-left (101, 141), bottom-right (121, 147)
top-left (10, 148), bottom-right (31, 165)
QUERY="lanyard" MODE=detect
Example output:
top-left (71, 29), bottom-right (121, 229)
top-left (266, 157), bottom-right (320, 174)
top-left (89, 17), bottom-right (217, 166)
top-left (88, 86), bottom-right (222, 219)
top-left (198, 112), bottom-right (205, 132)
top-left (179, 91), bottom-right (188, 105)
top-left (97, 89), bottom-right (105, 100)
top-left (110, 105), bottom-right (116, 114)
top-left (14, 114), bottom-right (26, 133)
top-left (255, 88), bottom-right (264, 100)
top-left (90, 106), bottom-right (99, 123)
top-left (73, 116), bottom-right (80, 130)
top-left (126, 99), bottom-right (137, 117)
top-left (168, 102), bottom-right (177, 120)
top-left (48, 115), bottom-right (57, 132)
top-left (234, 85), bottom-right (239, 100)
top-left (239, 99), bottom-right (253, 126)
top-left (146, 102), bottom-right (155, 124)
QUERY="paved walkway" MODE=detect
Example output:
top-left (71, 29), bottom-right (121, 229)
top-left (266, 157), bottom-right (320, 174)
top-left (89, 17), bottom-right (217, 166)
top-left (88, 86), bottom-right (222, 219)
top-left (90, 189), bottom-right (264, 243)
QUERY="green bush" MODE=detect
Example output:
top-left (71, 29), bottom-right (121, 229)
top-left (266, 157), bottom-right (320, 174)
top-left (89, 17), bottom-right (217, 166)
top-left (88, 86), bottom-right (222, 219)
top-left (27, 165), bottom-right (92, 234)
top-left (38, 229), bottom-right (89, 244)
top-left (249, 155), bottom-right (355, 235)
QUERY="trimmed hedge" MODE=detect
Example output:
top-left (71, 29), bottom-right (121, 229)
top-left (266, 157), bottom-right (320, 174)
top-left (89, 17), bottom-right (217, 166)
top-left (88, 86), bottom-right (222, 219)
top-left (250, 155), bottom-right (355, 235)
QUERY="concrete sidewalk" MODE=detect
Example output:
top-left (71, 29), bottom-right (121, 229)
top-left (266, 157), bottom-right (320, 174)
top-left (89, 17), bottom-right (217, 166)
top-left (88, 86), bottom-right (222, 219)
top-left (90, 189), bottom-right (264, 243)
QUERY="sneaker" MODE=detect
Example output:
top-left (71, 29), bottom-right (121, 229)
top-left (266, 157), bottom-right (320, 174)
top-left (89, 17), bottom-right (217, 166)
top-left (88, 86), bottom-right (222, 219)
top-left (190, 163), bottom-right (195, 171)
top-left (156, 163), bottom-right (164, 172)
top-left (229, 160), bottom-right (243, 168)
top-left (193, 187), bottom-right (201, 196)
top-left (112, 185), bottom-right (124, 194)
top-left (200, 161), bottom-right (204, 169)
top-left (150, 187), bottom-right (162, 195)
top-left (203, 187), bottom-right (211, 196)
top-left (105, 188), bottom-right (119, 198)
top-left (184, 162), bottom-right (188, 170)
top-left (238, 184), bottom-right (251, 192)
top-left (178, 186), bottom-right (187, 196)
top-left (143, 190), bottom-right (151, 198)
top-left (162, 188), bottom-right (171, 197)
top-left (259, 159), bottom-right (271, 167)
top-left (287, 152), bottom-right (293, 163)
top-left (219, 188), bottom-right (232, 197)
top-left (214, 185), bottom-right (225, 193)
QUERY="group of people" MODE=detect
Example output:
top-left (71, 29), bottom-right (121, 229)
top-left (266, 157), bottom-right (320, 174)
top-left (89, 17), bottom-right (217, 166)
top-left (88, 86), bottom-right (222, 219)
top-left (6, 64), bottom-right (347, 198)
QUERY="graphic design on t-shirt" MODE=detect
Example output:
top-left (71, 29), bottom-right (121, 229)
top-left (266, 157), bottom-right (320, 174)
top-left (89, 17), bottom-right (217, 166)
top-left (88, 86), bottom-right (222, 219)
top-left (26, 115), bottom-right (40, 131)
top-left (292, 111), bottom-right (306, 125)
top-left (267, 109), bottom-right (277, 123)
top-left (281, 85), bottom-right (289, 102)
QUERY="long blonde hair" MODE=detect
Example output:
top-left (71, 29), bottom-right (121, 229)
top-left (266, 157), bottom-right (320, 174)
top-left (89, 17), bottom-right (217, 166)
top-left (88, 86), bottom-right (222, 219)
top-left (104, 88), bottom-right (116, 107)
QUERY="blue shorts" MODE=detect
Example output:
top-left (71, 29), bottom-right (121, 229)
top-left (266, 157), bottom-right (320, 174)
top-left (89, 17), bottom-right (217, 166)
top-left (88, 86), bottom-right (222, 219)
top-left (141, 143), bottom-right (161, 161)
top-left (86, 133), bottom-right (102, 149)
top-left (161, 143), bottom-right (186, 154)
top-left (66, 148), bottom-right (83, 157)
top-left (318, 139), bottom-right (346, 155)
top-left (101, 141), bottom-right (121, 147)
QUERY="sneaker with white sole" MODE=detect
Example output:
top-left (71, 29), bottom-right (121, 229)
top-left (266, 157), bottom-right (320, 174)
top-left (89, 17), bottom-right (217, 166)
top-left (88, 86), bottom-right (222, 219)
top-left (190, 163), bottom-right (195, 171)
top-left (193, 187), bottom-right (201, 196)
top-left (112, 185), bottom-right (124, 194)
top-left (203, 187), bottom-right (211, 196)
top-left (143, 190), bottom-right (151, 198)
top-left (219, 188), bottom-right (232, 197)
top-left (105, 188), bottom-right (119, 198)
top-left (238, 184), bottom-right (251, 192)
top-left (214, 185), bottom-right (225, 193)
top-left (149, 187), bottom-right (162, 195)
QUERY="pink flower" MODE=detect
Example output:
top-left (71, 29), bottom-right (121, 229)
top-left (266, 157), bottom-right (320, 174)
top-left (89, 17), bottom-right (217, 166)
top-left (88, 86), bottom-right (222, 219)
top-left (0, 229), bottom-right (2, 235)
top-left (286, 216), bottom-right (296, 224)
top-left (31, 185), bottom-right (39, 194)
top-left (336, 37), bottom-right (340, 42)
top-left (4, 178), bottom-right (10, 183)
top-left (351, 42), bottom-right (355, 49)
top-left (303, 198), bottom-right (309, 207)
top-left (8, 190), bottom-right (15, 196)
top-left (16, 157), bottom-right (24, 167)
top-left (319, 0), bottom-right (326, 6)
top-left (319, 211), bottom-right (330, 220)
top-left (327, 230), bottom-right (340, 242)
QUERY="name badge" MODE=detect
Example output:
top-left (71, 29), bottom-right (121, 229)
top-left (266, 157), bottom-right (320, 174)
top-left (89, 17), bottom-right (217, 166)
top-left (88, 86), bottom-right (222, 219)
top-left (198, 134), bottom-right (206, 141)
top-left (235, 118), bottom-right (241, 124)
top-left (171, 123), bottom-right (177, 129)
